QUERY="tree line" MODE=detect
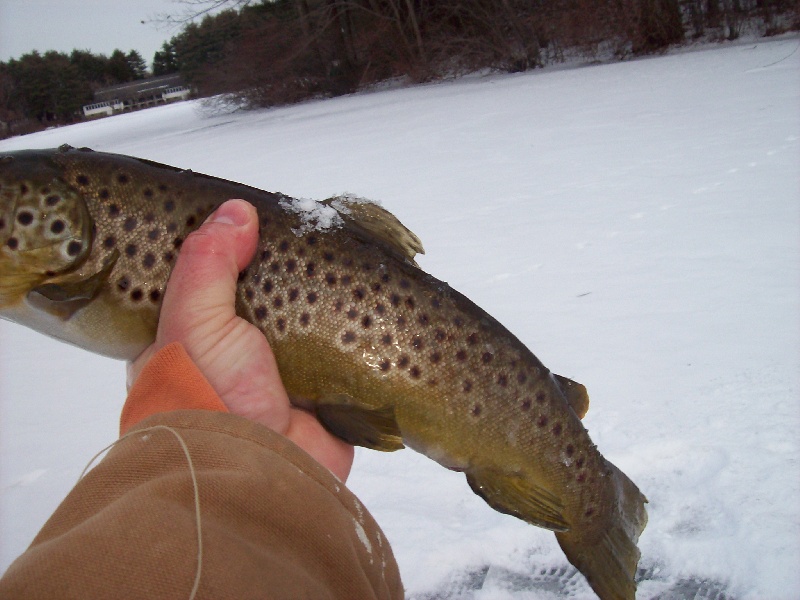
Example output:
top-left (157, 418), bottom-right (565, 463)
top-left (154, 0), bottom-right (798, 108)
top-left (2, 0), bottom-right (798, 138)
top-left (1, 49), bottom-right (148, 136)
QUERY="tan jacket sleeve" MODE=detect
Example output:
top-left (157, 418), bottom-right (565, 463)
top-left (0, 345), bottom-right (403, 600)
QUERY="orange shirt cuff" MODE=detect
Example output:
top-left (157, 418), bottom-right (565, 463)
top-left (120, 342), bottom-right (228, 436)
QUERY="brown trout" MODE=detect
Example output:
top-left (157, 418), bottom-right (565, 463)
top-left (0, 145), bottom-right (646, 599)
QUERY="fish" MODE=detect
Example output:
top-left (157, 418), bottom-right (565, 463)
top-left (0, 145), bottom-right (647, 599)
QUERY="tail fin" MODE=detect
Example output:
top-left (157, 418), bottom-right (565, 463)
top-left (556, 463), bottom-right (647, 600)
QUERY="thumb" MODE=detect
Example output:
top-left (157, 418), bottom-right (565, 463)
top-left (156, 199), bottom-right (259, 352)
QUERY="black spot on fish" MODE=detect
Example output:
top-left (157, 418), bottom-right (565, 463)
top-left (346, 307), bottom-right (358, 320)
top-left (353, 287), bottom-right (365, 300)
top-left (50, 220), bottom-right (65, 235)
top-left (7, 237), bottom-right (18, 250)
top-left (379, 360), bottom-right (391, 372)
top-left (144, 212), bottom-right (155, 224)
top-left (341, 275), bottom-right (352, 286)
top-left (16, 211), bottom-right (33, 226)
top-left (108, 204), bottom-right (120, 218)
top-left (76, 174), bottom-right (89, 186)
top-left (456, 350), bottom-right (467, 362)
top-left (375, 303), bottom-right (386, 315)
top-left (565, 445), bottom-right (575, 457)
top-left (285, 259), bottom-right (297, 273)
top-left (164, 200), bottom-right (175, 213)
top-left (323, 251), bottom-right (334, 262)
top-left (130, 289), bottom-right (143, 302)
top-left (186, 216), bottom-right (197, 227)
top-left (158, 184), bottom-right (168, 193)
top-left (471, 404), bottom-right (482, 417)
top-left (163, 251), bottom-right (174, 263)
top-left (482, 352), bottom-right (494, 364)
top-left (173, 237), bottom-right (183, 249)
top-left (400, 278), bottom-right (410, 289)
top-left (149, 290), bottom-right (161, 303)
top-left (278, 240), bottom-right (290, 252)
top-left (288, 289), bottom-right (299, 302)
top-left (326, 273), bottom-right (337, 286)
top-left (405, 296), bottom-right (415, 310)
top-left (412, 336), bottom-right (424, 350)
top-left (255, 306), bottom-right (267, 320)
top-left (276, 318), bottom-right (286, 332)
top-left (307, 292), bottom-right (318, 304)
top-left (167, 222), bottom-right (177, 233)
top-left (521, 399), bottom-right (532, 410)
top-left (270, 261), bottom-right (280, 273)
top-left (19, 183), bottom-right (29, 195)
top-left (536, 392), bottom-right (547, 404)
top-left (576, 457), bottom-right (585, 468)
top-left (430, 352), bottom-right (441, 364)
top-left (124, 217), bottom-right (137, 232)
top-left (390, 294), bottom-right (401, 307)
top-left (124, 244), bottom-right (137, 257)
top-left (66, 241), bottom-right (82, 256)
top-left (396, 315), bottom-right (407, 327)
top-left (576, 473), bottom-right (587, 483)
top-left (143, 253), bottom-right (156, 269)
top-left (585, 507), bottom-right (595, 517)
top-left (517, 372), bottom-right (528, 384)
top-left (342, 331), bottom-right (356, 344)
top-left (371, 282), bottom-right (382, 293)
top-left (99, 189), bottom-right (110, 200)
top-left (0, 218), bottom-right (5, 229)
top-left (300, 313), bottom-right (310, 326)
top-left (381, 334), bottom-right (392, 346)
top-left (245, 288), bottom-right (254, 300)
top-left (537, 415), bottom-right (548, 428)
top-left (306, 235), bottom-right (317, 246)
top-left (467, 333), bottom-right (478, 345)
top-left (117, 173), bottom-right (130, 185)
top-left (409, 366), bottom-right (421, 379)
top-left (398, 355), bottom-right (410, 368)
top-left (273, 296), bottom-right (284, 309)
top-left (435, 329), bottom-right (446, 342)
top-left (143, 188), bottom-right (154, 198)
top-left (497, 374), bottom-right (508, 387)
top-left (116, 276), bottom-right (129, 291)
top-left (463, 380), bottom-right (473, 393)
top-left (46, 195), bottom-right (62, 206)
top-left (306, 262), bottom-right (316, 277)
top-left (431, 298), bottom-right (441, 309)
top-left (362, 262), bottom-right (373, 272)
top-left (418, 314), bottom-right (429, 326)
top-left (148, 229), bottom-right (159, 241)
top-left (361, 316), bottom-right (372, 328)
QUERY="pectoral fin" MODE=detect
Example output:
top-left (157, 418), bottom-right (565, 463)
top-left (554, 374), bottom-right (590, 419)
top-left (315, 394), bottom-right (405, 451)
top-left (466, 469), bottom-right (569, 532)
top-left (27, 250), bottom-right (118, 320)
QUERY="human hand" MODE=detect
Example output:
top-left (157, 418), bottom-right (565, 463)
top-left (127, 199), bottom-right (354, 481)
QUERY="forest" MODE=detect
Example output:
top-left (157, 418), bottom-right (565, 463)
top-left (1, 0), bottom-right (798, 138)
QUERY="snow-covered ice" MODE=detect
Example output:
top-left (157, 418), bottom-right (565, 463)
top-left (1, 36), bottom-right (799, 599)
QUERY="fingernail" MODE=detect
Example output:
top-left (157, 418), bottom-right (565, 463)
top-left (208, 199), bottom-right (250, 226)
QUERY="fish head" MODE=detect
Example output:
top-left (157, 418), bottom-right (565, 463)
top-left (0, 151), bottom-right (93, 308)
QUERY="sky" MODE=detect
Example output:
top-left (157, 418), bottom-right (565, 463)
top-left (0, 0), bottom-right (196, 66)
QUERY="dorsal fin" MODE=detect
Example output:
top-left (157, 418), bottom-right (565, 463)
top-left (553, 374), bottom-right (590, 419)
top-left (325, 195), bottom-right (424, 265)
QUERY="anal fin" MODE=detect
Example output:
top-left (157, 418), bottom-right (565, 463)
top-left (466, 470), bottom-right (569, 532)
top-left (315, 394), bottom-right (404, 452)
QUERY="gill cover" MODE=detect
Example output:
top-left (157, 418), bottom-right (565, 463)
top-left (0, 152), bottom-right (93, 307)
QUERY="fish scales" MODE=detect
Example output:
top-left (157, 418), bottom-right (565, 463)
top-left (0, 146), bottom-right (647, 600)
